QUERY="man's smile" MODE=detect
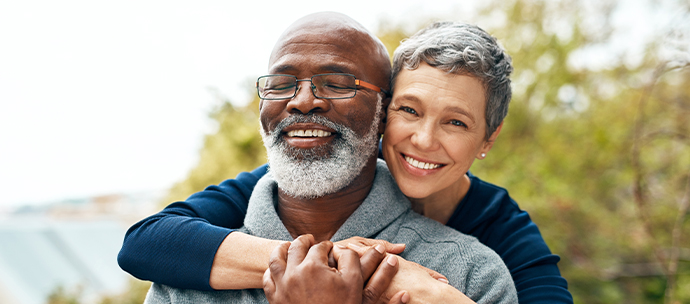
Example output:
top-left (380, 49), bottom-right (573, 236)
top-left (286, 129), bottom-right (332, 137)
top-left (281, 123), bottom-right (337, 149)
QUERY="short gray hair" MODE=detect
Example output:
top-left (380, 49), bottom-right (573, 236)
top-left (392, 21), bottom-right (513, 139)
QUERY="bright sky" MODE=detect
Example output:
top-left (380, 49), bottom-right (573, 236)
top-left (0, 0), bottom-right (481, 208)
top-left (0, 0), bottom-right (684, 208)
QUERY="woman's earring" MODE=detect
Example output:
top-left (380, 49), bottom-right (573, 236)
top-left (481, 153), bottom-right (486, 158)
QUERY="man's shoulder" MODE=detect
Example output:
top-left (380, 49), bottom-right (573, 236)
top-left (396, 210), bottom-right (495, 261)
top-left (145, 283), bottom-right (267, 304)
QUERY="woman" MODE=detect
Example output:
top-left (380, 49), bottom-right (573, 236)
top-left (119, 22), bottom-right (572, 303)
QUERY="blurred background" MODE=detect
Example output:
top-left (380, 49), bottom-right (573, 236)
top-left (1, 0), bottom-right (688, 303)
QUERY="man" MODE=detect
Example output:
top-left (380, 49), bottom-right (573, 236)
top-left (143, 12), bottom-right (517, 304)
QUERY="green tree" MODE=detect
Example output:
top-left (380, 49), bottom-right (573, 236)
top-left (163, 89), bottom-right (266, 204)
top-left (145, 1), bottom-right (689, 303)
top-left (376, 0), bottom-right (689, 302)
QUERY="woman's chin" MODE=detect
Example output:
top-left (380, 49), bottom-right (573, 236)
top-left (399, 185), bottom-right (432, 201)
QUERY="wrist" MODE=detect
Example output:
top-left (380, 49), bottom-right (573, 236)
top-left (210, 232), bottom-right (283, 290)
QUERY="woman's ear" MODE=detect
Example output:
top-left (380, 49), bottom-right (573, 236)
top-left (378, 96), bottom-right (391, 135)
top-left (477, 121), bottom-right (504, 159)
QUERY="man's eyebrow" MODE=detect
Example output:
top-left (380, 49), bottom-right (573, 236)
top-left (271, 65), bottom-right (295, 74)
top-left (270, 64), bottom-right (355, 76)
top-left (319, 65), bottom-right (350, 74)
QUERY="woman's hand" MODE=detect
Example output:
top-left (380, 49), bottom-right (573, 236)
top-left (344, 243), bottom-right (473, 304)
top-left (334, 236), bottom-right (406, 257)
top-left (342, 240), bottom-right (448, 284)
top-left (383, 256), bottom-right (475, 304)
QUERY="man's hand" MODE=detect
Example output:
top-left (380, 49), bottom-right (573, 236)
top-left (263, 234), bottom-right (363, 304)
top-left (263, 234), bottom-right (407, 304)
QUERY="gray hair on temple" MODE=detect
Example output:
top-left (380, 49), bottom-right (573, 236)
top-left (392, 21), bottom-right (513, 139)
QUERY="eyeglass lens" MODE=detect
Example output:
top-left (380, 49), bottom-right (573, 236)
top-left (257, 74), bottom-right (358, 100)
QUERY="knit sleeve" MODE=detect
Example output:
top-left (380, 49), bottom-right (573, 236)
top-left (462, 253), bottom-right (518, 304)
top-left (117, 164), bottom-right (269, 290)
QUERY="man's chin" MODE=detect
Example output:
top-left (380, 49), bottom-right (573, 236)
top-left (281, 145), bottom-right (334, 161)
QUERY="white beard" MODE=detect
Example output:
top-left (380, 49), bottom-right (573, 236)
top-left (260, 95), bottom-right (382, 199)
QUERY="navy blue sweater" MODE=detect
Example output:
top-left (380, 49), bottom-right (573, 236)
top-left (118, 164), bottom-right (573, 303)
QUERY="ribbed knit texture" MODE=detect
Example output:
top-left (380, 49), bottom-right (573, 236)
top-left (144, 160), bottom-right (517, 303)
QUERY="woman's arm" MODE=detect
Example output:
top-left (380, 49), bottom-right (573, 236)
top-left (448, 176), bottom-right (573, 304)
top-left (117, 163), bottom-right (406, 291)
top-left (117, 164), bottom-right (270, 290)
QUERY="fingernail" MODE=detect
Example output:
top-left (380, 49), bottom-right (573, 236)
top-left (336, 244), bottom-right (347, 249)
top-left (387, 255), bottom-right (398, 266)
top-left (438, 278), bottom-right (449, 284)
top-left (375, 244), bottom-right (385, 254)
top-left (401, 291), bottom-right (410, 303)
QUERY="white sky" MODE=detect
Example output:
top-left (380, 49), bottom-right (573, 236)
top-left (0, 0), bottom-right (684, 208)
top-left (0, 0), bottom-right (479, 208)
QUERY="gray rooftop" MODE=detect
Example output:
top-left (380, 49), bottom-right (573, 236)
top-left (0, 218), bottom-right (129, 304)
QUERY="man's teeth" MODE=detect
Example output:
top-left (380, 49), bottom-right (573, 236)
top-left (287, 130), bottom-right (332, 137)
top-left (404, 156), bottom-right (441, 170)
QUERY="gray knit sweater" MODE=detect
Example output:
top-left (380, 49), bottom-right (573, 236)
top-left (145, 160), bottom-right (518, 303)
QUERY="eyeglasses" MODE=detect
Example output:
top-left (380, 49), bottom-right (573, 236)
top-left (256, 73), bottom-right (389, 100)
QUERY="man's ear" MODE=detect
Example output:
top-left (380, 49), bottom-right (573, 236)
top-left (378, 95), bottom-right (391, 135)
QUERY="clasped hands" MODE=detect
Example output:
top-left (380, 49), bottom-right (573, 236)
top-left (262, 235), bottom-right (452, 304)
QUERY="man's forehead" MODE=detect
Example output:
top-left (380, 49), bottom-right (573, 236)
top-left (266, 12), bottom-right (391, 90)
top-left (269, 27), bottom-right (374, 65)
top-left (269, 59), bottom-right (359, 75)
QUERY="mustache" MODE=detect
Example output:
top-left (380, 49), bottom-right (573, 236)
top-left (265, 114), bottom-right (345, 145)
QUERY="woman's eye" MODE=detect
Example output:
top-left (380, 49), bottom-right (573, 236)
top-left (450, 120), bottom-right (466, 127)
top-left (400, 106), bottom-right (417, 115)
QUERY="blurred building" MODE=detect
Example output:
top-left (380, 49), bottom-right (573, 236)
top-left (0, 191), bottom-right (161, 304)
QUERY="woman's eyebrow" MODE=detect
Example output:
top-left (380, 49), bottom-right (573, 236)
top-left (445, 106), bottom-right (476, 123)
top-left (394, 93), bottom-right (476, 123)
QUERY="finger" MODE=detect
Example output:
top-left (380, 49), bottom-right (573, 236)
top-left (336, 247), bottom-right (362, 282)
top-left (328, 248), bottom-right (337, 268)
top-left (359, 245), bottom-right (386, 281)
top-left (354, 238), bottom-right (406, 255)
top-left (267, 241), bottom-right (291, 280)
top-left (385, 243), bottom-right (406, 255)
top-left (262, 268), bottom-right (276, 298)
top-left (305, 241), bottom-right (334, 266)
top-left (286, 234), bottom-right (315, 270)
top-left (346, 243), bottom-right (371, 256)
top-left (362, 255), bottom-right (399, 304)
top-left (422, 265), bottom-right (448, 284)
top-left (347, 240), bottom-right (406, 255)
top-left (386, 290), bottom-right (409, 304)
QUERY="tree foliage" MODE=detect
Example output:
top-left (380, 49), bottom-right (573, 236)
top-left (385, 0), bottom-right (690, 303)
top-left (163, 91), bottom-right (266, 204)
top-left (95, 0), bottom-right (688, 303)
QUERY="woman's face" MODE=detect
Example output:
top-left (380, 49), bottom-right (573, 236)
top-left (382, 62), bottom-right (501, 199)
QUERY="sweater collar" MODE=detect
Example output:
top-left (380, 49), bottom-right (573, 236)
top-left (244, 159), bottom-right (411, 242)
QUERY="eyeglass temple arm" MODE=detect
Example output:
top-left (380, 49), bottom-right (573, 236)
top-left (355, 79), bottom-right (390, 96)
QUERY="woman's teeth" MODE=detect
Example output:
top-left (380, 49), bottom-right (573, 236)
top-left (287, 130), bottom-right (332, 137)
top-left (404, 155), bottom-right (441, 170)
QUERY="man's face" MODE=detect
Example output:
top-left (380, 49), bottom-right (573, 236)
top-left (259, 23), bottom-right (387, 199)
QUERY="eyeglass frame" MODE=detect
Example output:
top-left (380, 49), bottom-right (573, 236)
top-left (255, 73), bottom-right (390, 100)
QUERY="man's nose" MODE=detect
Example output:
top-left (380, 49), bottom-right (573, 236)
top-left (286, 81), bottom-right (331, 114)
